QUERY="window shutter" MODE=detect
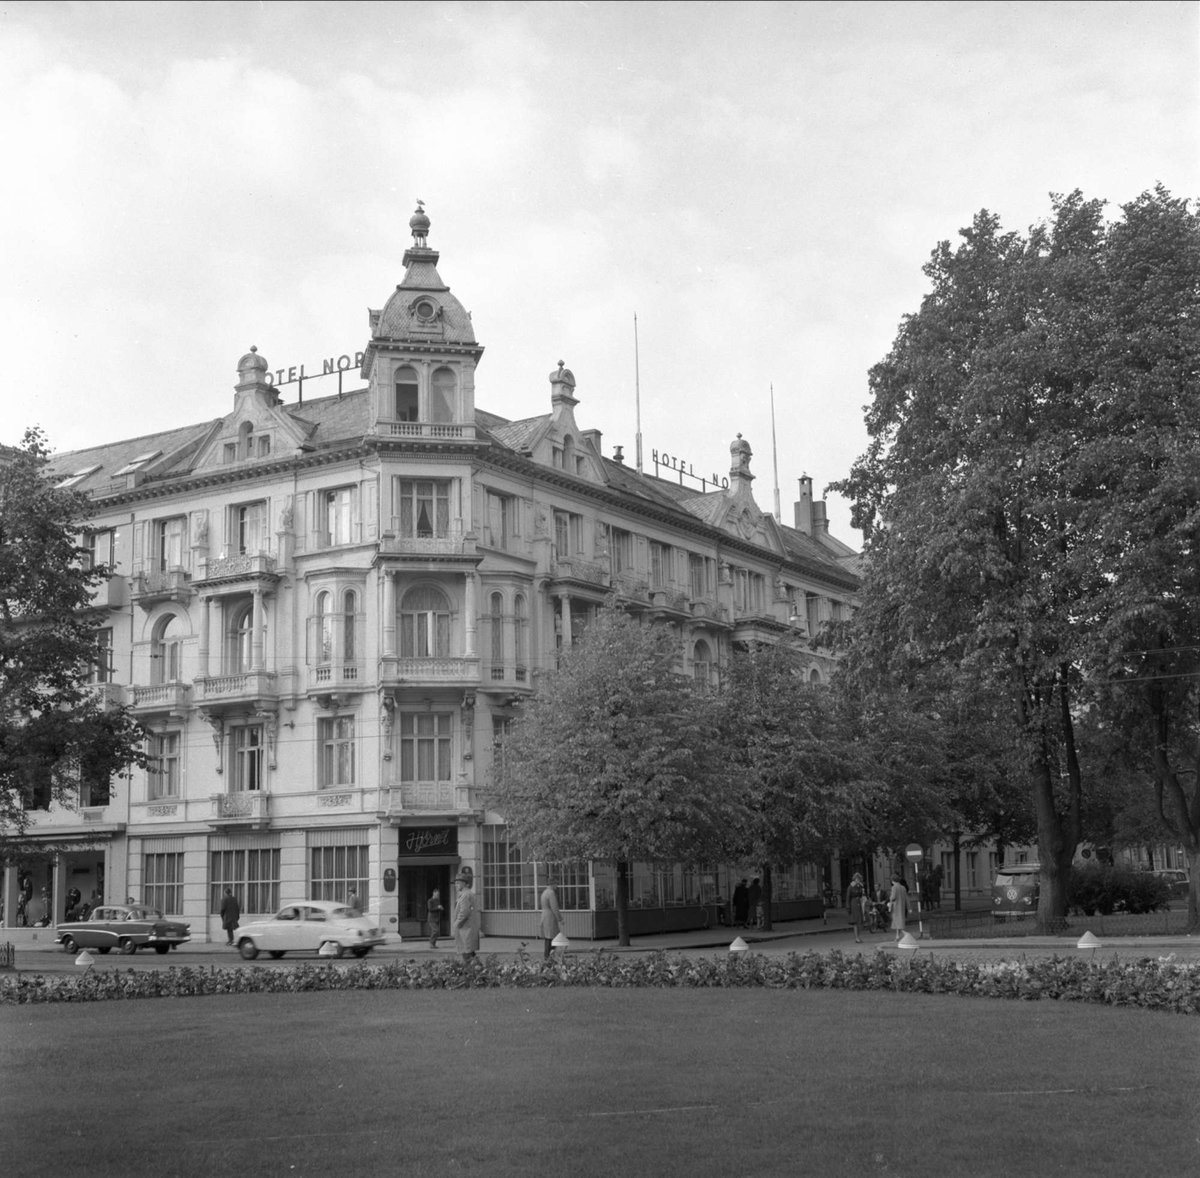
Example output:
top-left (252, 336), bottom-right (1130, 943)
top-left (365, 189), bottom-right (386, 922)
top-left (364, 479), bottom-right (377, 541)
top-left (131, 520), bottom-right (147, 576)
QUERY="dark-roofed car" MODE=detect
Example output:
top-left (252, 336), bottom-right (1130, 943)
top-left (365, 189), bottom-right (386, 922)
top-left (235, 901), bottom-right (388, 960)
top-left (55, 905), bottom-right (191, 955)
top-left (1152, 869), bottom-right (1190, 900)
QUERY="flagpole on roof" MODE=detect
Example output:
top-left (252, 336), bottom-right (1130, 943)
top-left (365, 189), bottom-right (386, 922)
top-left (770, 382), bottom-right (781, 523)
top-left (634, 312), bottom-right (643, 474)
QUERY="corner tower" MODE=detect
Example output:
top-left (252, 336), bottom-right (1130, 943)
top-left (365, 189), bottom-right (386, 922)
top-left (362, 204), bottom-right (484, 441)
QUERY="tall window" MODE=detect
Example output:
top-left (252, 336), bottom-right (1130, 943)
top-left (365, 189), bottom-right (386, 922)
top-left (321, 487), bottom-right (355, 547)
top-left (152, 614), bottom-right (183, 684)
top-left (90, 627), bottom-right (114, 685)
top-left (688, 553), bottom-right (708, 598)
top-left (650, 542), bottom-right (670, 588)
top-left (485, 492), bottom-right (515, 549)
top-left (483, 825), bottom-right (533, 910)
top-left (342, 590), bottom-right (357, 666)
top-left (940, 851), bottom-right (955, 892)
top-left (155, 517), bottom-right (186, 571)
top-left (514, 594), bottom-right (527, 682)
top-left (84, 529), bottom-right (115, 570)
top-left (227, 603), bottom-right (254, 672)
top-left (311, 845), bottom-right (369, 907)
top-left (399, 713), bottom-right (452, 785)
top-left (144, 852), bottom-right (184, 913)
top-left (396, 480), bottom-right (450, 538)
top-left (400, 586), bottom-right (451, 658)
top-left (966, 851), bottom-right (979, 890)
top-left (81, 764), bottom-right (111, 807)
top-left (607, 527), bottom-right (633, 574)
top-left (230, 725), bottom-right (264, 792)
top-left (490, 592), bottom-right (504, 680)
top-left (693, 639), bottom-right (713, 692)
top-left (149, 732), bottom-right (181, 799)
top-left (314, 591), bottom-right (334, 666)
top-left (395, 365), bottom-right (419, 421)
top-left (431, 367), bottom-right (455, 423)
top-left (553, 511), bottom-right (582, 559)
top-left (210, 846), bottom-right (280, 913)
top-left (232, 501), bottom-right (267, 555)
top-left (319, 717), bottom-right (355, 788)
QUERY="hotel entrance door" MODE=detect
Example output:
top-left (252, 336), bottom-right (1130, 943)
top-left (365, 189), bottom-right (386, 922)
top-left (396, 864), bottom-right (452, 941)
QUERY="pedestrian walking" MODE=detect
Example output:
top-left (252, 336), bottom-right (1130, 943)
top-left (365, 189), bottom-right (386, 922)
top-left (538, 881), bottom-right (562, 960)
top-left (347, 889), bottom-right (363, 915)
top-left (732, 878), bottom-right (749, 928)
top-left (427, 887), bottom-right (443, 949)
top-left (219, 886), bottom-right (241, 946)
top-left (846, 872), bottom-right (866, 943)
top-left (452, 866), bottom-right (480, 961)
top-left (889, 874), bottom-right (909, 943)
top-left (747, 877), bottom-right (762, 929)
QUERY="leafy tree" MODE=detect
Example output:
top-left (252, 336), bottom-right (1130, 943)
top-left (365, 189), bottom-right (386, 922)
top-left (1, 429), bottom-right (146, 861)
top-left (834, 187), bottom-right (1200, 929)
top-left (719, 644), bottom-right (877, 929)
top-left (487, 606), bottom-right (740, 945)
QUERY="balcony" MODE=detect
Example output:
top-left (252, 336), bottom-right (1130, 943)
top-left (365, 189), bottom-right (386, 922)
top-left (551, 557), bottom-right (608, 588)
top-left (87, 683), bottom-right (127, 709)
top-left (379, 656), bottom-right (480, 687)
top-left (129, 683), bottom-right (190, 715)
top-left (307, 663), bottom-right (366, 693)
top-left (89, 574), bottom-right (127, 610)
top-left (195, 671), bottom-right (277, 707)
top-left (200, 553), bottom-right (279, 585)
top-left (210, 791), bottom-right (270, 828)
top-left (649, 588), bottom-right (691, 619)
top-left (131, 568), bottom-right (192, 610)
top-left (611, 572), bottom-right (650, 604)
top-left (378, 532), bottom-right (478, 562)
top-left (378, 783), bottom-right (473, 818)
top-left (384, 421), bottom-right (477, 442)
top-left (689, 597), bottom-right (730, 625)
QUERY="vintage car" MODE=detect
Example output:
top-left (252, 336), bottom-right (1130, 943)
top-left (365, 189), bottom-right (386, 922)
top-left (235, 900), bottom-right (388, 960)
top-left (992, 863), bottom-right (1040, 920)
top-left (1152, 868), bottom-right (1190, 900)
top-left (55, 905), bottom-right (191, 955)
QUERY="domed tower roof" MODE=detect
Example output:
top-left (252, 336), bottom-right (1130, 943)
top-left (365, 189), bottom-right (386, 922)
top-left (369, 203), bottom-right (477, 347)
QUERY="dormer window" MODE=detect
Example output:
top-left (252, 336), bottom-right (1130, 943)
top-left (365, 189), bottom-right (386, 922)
top-left (238, 422), bottom-right (253, 460)
top-left (395, 366), bottom-right (419, 422)
top-left (56, 464), bottom-right (101, 488)
top-left (113, 451), bottom-right (161, 477)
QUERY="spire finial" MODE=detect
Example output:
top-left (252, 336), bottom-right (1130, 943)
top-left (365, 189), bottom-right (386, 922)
top-left (410, 201), bottom-right (431, 248)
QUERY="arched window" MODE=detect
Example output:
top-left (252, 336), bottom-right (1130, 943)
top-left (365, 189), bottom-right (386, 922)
top-left (395, 365), bottom-right (419, 422)
top-left (228, 603), bottom-right (255, 672)
top-left (693, 639), bottom-right (713, 692)
top-left (431, 367), bottom-right (455, 424)
top-left (152, 614), bottom-right (184, 684)
top-left (809, 667), bottom-right (822, 685)
top-left (238, 420), bottom-right (253, 460)
top-left (490, 592), bottom-right (504, 679)
top-left (400, 586), bottom-right (451, 658)
top-left (342, 590), bottom-right (357, 664)
top-left (514, 594), bottom-right (527, 682)
top-left (563, 435), bottom-right (576, 472)
top-left (314, 591), bottom-right (333, 665)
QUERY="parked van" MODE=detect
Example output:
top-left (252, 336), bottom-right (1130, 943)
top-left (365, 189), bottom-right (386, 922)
top-left (992, 862), bottom-right (1040, 920)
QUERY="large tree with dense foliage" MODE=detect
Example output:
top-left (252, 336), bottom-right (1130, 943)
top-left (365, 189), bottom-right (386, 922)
top-left (833, 187), bottom-right (1200, 928)
top-left (487, 606), bottom-right (741, 945)
top-left (1, 429), bottom-right (146, 861)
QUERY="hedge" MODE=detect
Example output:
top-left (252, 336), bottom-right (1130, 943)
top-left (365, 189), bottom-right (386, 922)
top-left (4, 948), bottom-right (1199, 1014)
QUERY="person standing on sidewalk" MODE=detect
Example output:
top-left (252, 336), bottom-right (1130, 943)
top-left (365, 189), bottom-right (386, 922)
top-left (452, 867), bottom-right (480, 961)
top-left (219, 887), bottom-right (241, 947)
top-left (427, 887), bottom-right (443, 949)
top-left (847, 873), bottom-right (866, 943)
top-left (538, 881), bottom-right (562, 960)
top-left (889, 874), bottom-right (909, 943)
top-left (748, 877), bottom-right (762, 929)
top-left (732, 879), bottom-right (749, 928)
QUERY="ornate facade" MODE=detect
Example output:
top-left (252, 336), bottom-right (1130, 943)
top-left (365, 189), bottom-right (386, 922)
top-left (3, 209), bottom-right (860, 940)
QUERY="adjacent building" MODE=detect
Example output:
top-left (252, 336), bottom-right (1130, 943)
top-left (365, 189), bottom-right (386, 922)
top-left (2, 208), bottom-right (861, 941)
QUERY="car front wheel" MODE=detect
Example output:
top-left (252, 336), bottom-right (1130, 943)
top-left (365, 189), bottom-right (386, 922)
top-left (238, 939), bottom-right (259, 960)
top-left (154, 945), bottom-right (171, 954)
top-left (351, 947), bottom-right (371, 958)
top-left (324, 941), bottom-right (344, 959)
top-left (118, 938), bottom-right (137, 955)
top-left (97, 947), bottom-right (111, 955)
top-left (61, 936), bottom-right (77, 954)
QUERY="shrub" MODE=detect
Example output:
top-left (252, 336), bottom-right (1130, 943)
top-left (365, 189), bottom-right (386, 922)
top-left (2, 949), bottom-right (1198, 1014)
top-left (1068, 863), bottom-right (1170, 916)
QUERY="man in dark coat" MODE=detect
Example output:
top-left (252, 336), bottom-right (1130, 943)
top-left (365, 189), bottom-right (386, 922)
top-left (748, 877), bottom-right (763, 929)
top-left (732, 879), bottom-right (749, 928)
top-left (219, 887), bottom-right (241, 946)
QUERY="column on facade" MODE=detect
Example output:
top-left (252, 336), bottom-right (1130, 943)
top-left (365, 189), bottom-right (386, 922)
top-left (52, 855), bottom-right (68, 925)
top-left (1, 864), bottom-right (19, 929)
top-left (251, 587), bottom-right (265, 671)
top-left (464, 570), bottom-right (478, 659)
top-left (558, 591), bottom-right (572, 647)
top-left (197, 594), bottom-right (210, 678)
top-left (382, 569), bottom-right (396, 657)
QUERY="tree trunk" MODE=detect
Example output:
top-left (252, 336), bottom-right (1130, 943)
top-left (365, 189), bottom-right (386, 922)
top-left (615, 860), bottom-right (630, 947)
top-left (1032, 753), bottom-right (1078, 933)
top-left (760, 862), bottom-right (773, 931)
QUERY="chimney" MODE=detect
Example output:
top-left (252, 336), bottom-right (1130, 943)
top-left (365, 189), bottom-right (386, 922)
top-left (612, 444), bottom-right (625, 464)
top-left (812, 500), bottom-right (829, 535)
top-left (794, 476), bottom-right (813, 535)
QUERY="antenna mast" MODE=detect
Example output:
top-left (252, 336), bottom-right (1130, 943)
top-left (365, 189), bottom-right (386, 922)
top-left (770, 382), bottom-right (781, 523)
top-left (634, 313), bottom-right (643, 474)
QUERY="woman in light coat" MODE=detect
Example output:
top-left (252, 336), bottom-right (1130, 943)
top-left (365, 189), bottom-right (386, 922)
top-left (889, 874), bottom-right (909, 943)
top-left (538, 883), bottom-right (562, 960)
top-left (452, 867), bottom-right (481, 960)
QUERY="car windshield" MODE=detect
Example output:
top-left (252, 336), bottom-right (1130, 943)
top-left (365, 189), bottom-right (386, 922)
top-left (127, 907), bottom-right (163, 919)
top-left (994, 871), bottom-right (1036, 886)
top-left (330, 907), bottom-right (355, 919)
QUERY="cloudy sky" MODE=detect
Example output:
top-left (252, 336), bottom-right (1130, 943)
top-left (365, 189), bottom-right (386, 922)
top-left (3, 1), bottom-right (1195, 540)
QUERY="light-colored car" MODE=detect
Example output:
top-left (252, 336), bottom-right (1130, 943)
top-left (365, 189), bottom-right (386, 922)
top-left (235, 901), bottom-right (388, 960)
top-left (55, 905), bottom-right (191, 955)
top-left (992, 863), bottom-right (1040, 920)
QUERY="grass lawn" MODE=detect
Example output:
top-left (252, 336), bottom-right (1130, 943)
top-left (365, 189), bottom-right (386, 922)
top-left (3, 987), bottom-right (1198, 1178)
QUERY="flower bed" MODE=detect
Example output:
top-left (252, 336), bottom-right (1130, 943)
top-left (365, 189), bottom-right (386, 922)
top-left (3, 948), bottom-right (1198, 1013)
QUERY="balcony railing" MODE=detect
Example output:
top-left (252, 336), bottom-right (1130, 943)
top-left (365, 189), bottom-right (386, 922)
top-left (308, 663), bottom-right (365, 690)
top-left (196, 671), bottom-right (277, 701)
top-left (89, 574), bottom-right (127, 609)
top-left (552, 557), bottom-right (607, 586)
top-left (689, 597), bottom-right (730, 623)
top-left (380, 784), bottom-right (471, 813)
top-left (129, 683), bottom-right (190, 712)
top-left (650, 588), bottom-right (691, 614)
top-left (131, 568), bottom-right (192, 607)
top-left (378, 532), bottom-right (476, 559)
top-left (381, 657), bottom-right (480, 684)
top-left (202, 553), bottom-right (278, 581)
top-left (88, 683), bottom-right (127, 709)
top-left (611, 573), bottom-right (650, 602)
top-left (385, 421), bottom-right (476, 441)
top-left (211, 792), bottom-right (270, 823)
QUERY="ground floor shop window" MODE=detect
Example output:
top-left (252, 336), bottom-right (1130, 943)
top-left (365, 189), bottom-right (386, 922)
top-left (482, 826), bottom-right (588, 910)
top-left (210, 847), bottom-right (279, 913)
top-left (310, 845), bottom-right (369, 907)
top-left (143, 852), bottom-right (184, 913)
